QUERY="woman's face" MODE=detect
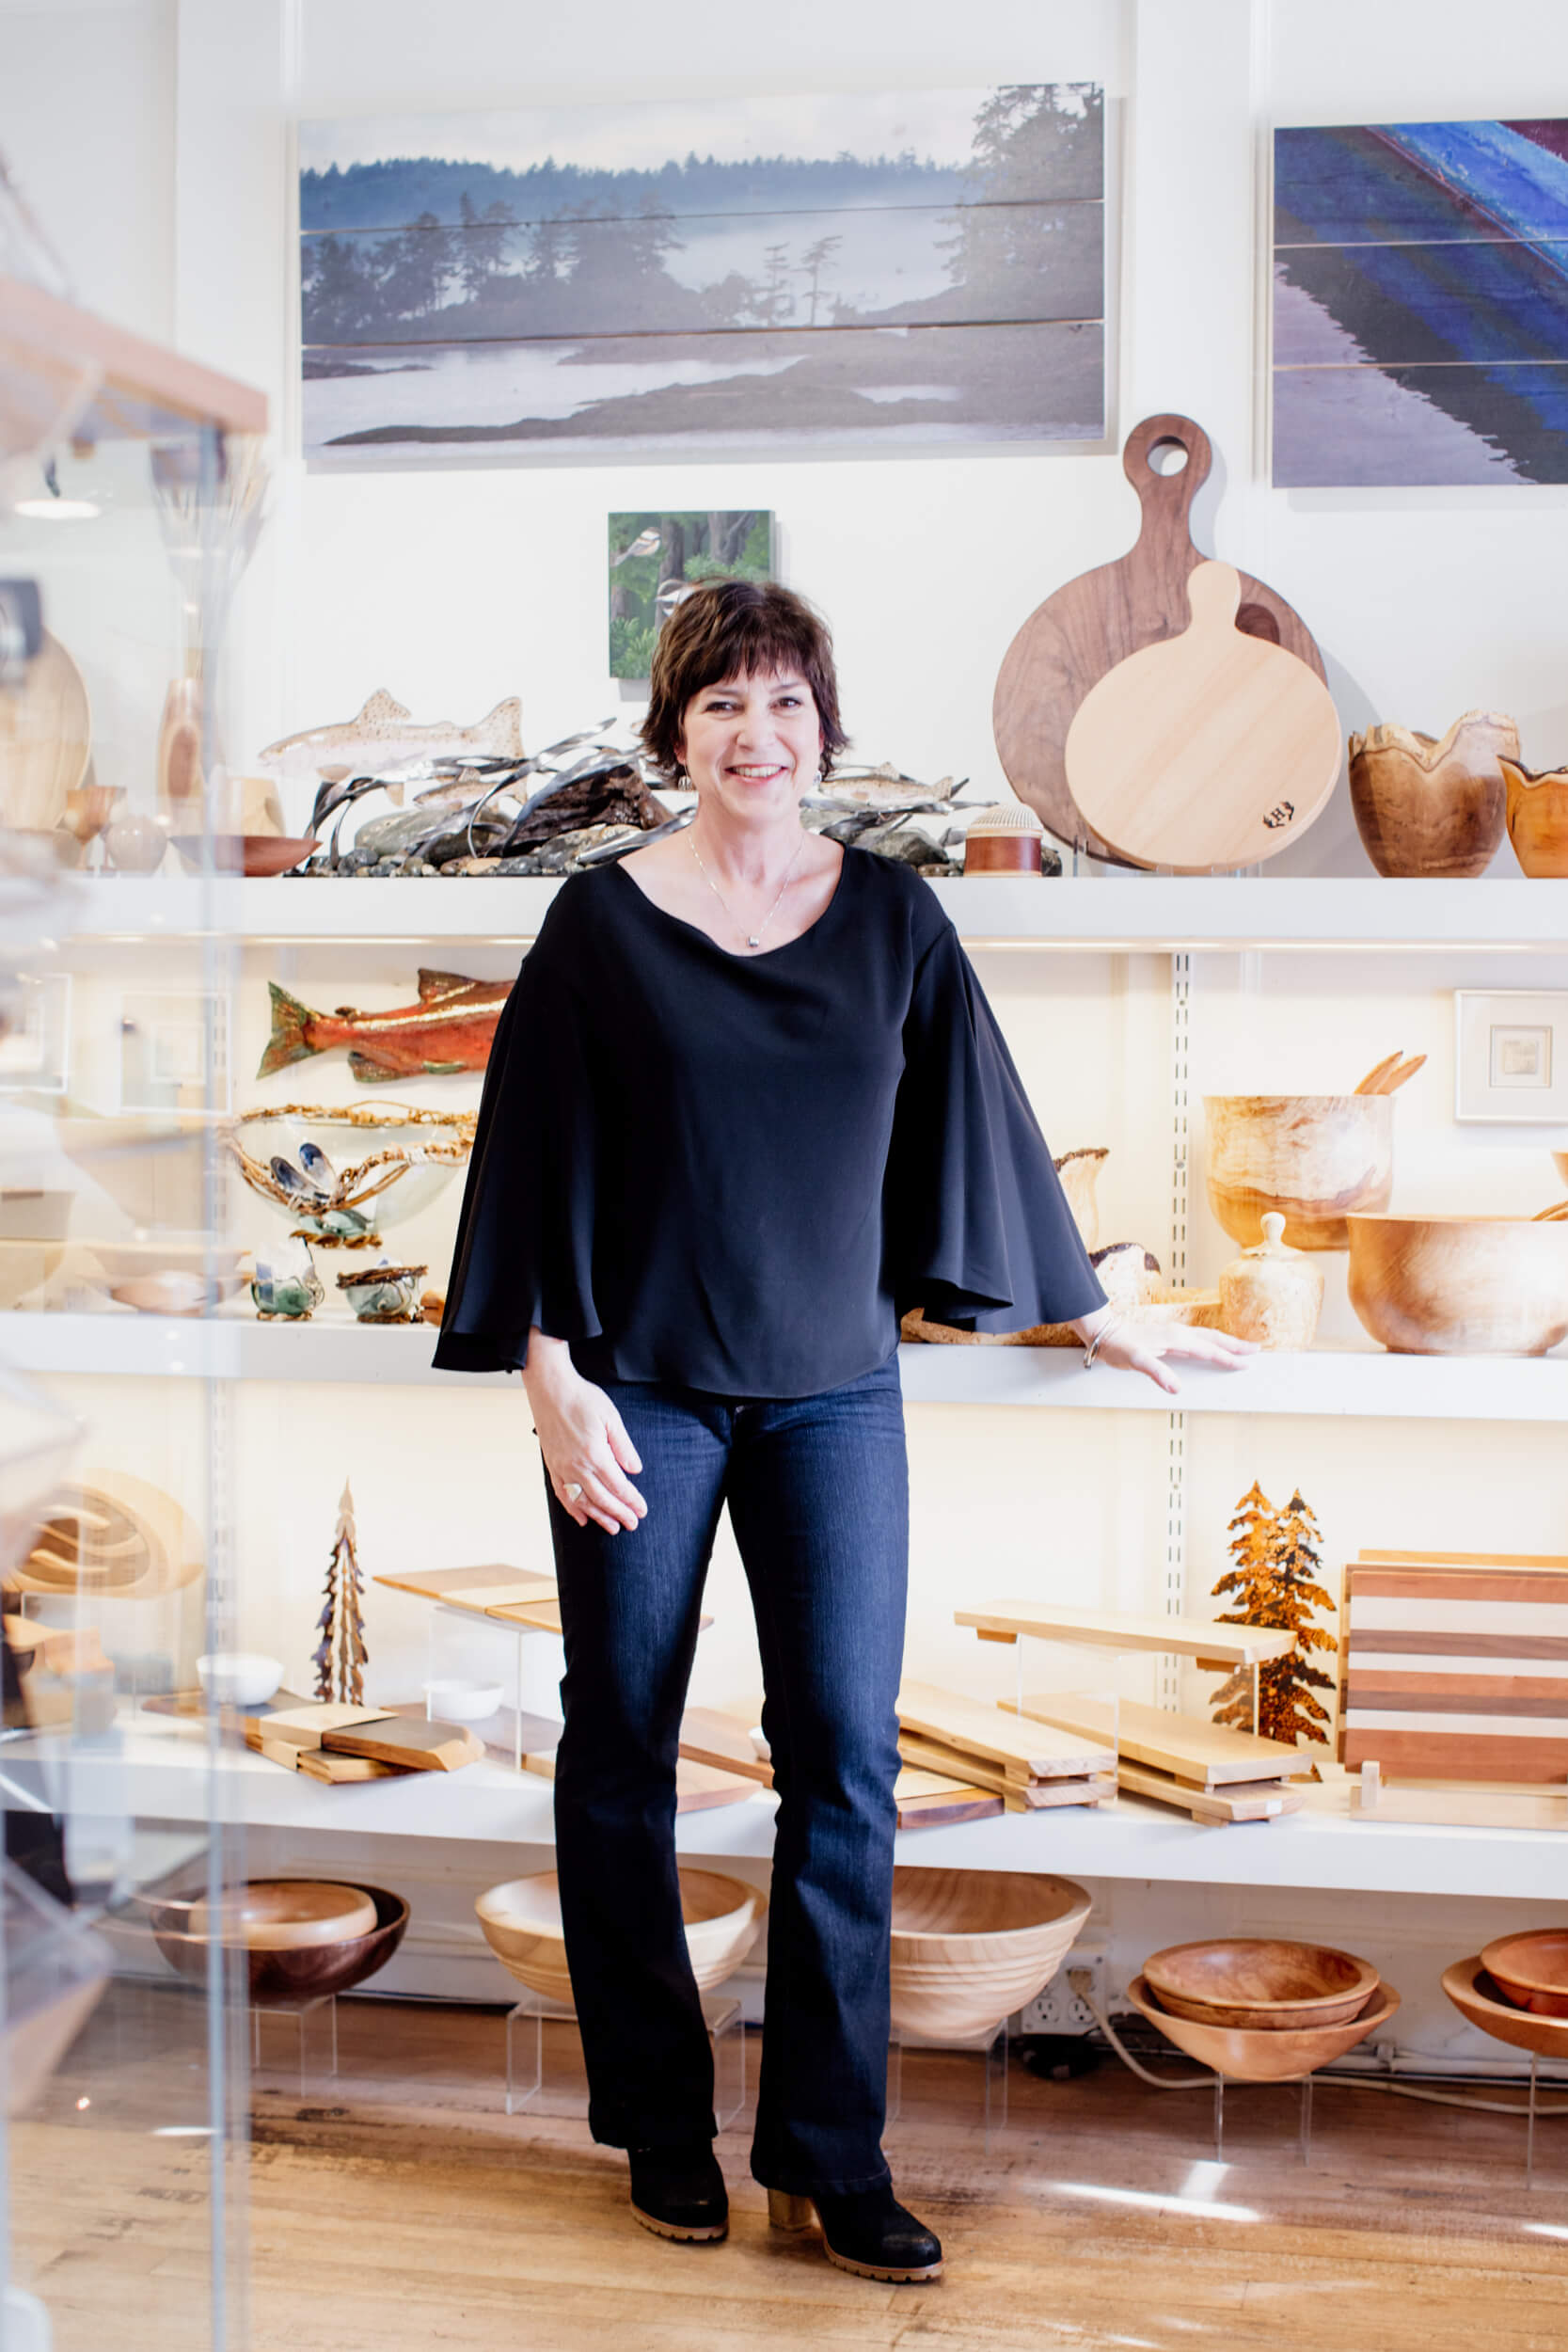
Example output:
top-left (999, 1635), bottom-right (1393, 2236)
top-left (677, 668), bottom-right (824, 826)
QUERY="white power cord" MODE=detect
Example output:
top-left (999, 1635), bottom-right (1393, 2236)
top-left (1069, 1968), bottom-right (1568, 2118)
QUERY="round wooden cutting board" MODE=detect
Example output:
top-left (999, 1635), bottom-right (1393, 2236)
top-left (1063, 562), bottom-right (1343, 872)
top-left (992, 414), bottom-right (1328, 863)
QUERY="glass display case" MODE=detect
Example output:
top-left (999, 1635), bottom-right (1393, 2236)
top-left (0, 272), bottom-right (265, 2352)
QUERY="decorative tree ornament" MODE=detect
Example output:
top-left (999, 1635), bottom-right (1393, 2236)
top-left (1211, 1483), bottom-right (1337, 1747)
top-left (312, 1479), bottom-right (367, 1705)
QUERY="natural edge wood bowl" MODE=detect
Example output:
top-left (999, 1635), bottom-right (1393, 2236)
top-left (1347, 1213), bottom-right (1568, 1356)
top-left (1501, 759), bottom-right (1568, 878)
top-left (1143, 1939), bottom-right (1380, 2031)
top-left (1203, 1094), bottom-right (1394, 1250)
top-left (182, 1880), bottom-right (377, 1950)
top-left (889, 1869), bottom-right (1091, 2045)
top-left (172, 834), bottom-right (318, 877)
top-left (1479, 1930), bottom-right (1568, 2017)
top-left (150, 1883), bottom-right (408, 2007)
top-left (1348, 714), bottom-right (1513, 879)
top-left (476, 1868), bottom-right (766, 2005)
top-left (1443, 1957), bottom-right (1568, 2058)
top-left (1129, 1974), bottom-right (1400, 2080)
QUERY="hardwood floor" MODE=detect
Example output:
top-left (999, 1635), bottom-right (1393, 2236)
top-left (14, 1988), bottom-right (1568, 2351)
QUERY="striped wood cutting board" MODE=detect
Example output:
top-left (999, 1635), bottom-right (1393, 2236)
top-left (1343, 1552), bottom-right (1568, 1783)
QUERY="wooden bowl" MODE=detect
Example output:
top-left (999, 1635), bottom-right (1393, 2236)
top-left (1143, 1939), bottom-right (1380, 2030)
top-left (1347, 1213), bottom-right (1568, 1356)
top-left (1555, 1151), bottom-right (1567, 1191)
top-left (182, 1881), bottom-right (377, 1950)
top-left (889, 1869), bottom-right (1091, 2046)
top-left (1129, 1974), bottom-right (1400, 2080)
top-left (1204, 1094), bottom-right (1394, 1250)
top-left (172, 834), bottom-right (317, 877)
top-left (476, 1868), bottom-right (765, 2005)
top-left (1443, 1956), bottom-right (1568, 2058)
top-left (1348, 712), bottom-right (1514, 879)
top-left (150, 1882), bottom-right (408, 2007)
top-left (1501, 758), bottom-right (1568, 878)
top-left (1479, 1930), bottom-right (1568, 2017)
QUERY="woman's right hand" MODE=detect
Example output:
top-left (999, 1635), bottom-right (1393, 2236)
top-left (522, 1329), bottom-right (647, 1535)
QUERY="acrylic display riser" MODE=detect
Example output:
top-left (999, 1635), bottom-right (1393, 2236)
top-left (504, 1988), bottom-right (745, 2127)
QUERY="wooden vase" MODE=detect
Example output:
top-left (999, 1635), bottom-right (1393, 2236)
top-left (1347, 1213), bottom-right (1568, 1355)
top-left (1217, 1212), bottom-right (1324, 1347)
top-left (1053, 1146), bottom-right (1108, 1249)
top-left (1348, 710), bottom-right (1515, 878)
top-left (1501, 756), bottom-right (1568, 878)
top-left (1204, 1093), bottom-right (1394, 1250)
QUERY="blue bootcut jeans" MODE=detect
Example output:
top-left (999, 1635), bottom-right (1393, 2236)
top-left (545, 1350), bottom-right (908, 2198)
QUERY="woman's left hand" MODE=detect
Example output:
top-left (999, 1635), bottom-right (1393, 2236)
top-left (1082, 1317), bottom-right (1259, 1396)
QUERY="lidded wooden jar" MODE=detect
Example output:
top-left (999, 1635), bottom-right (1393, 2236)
top-left (1218, 1213), bottom-right (1323, 1350)
top-left (964, 803), bottom-right (1045, 874)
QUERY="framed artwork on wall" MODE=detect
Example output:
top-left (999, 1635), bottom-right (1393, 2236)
top-left (608, 512), bottom-right (774, 680)
top-left (299, 86), bottom-right (1105, 465)
top-left (1454, 989), bottom-right (1568, 1122)
top-left (0, 975), bottom-right (70, 1095)
top-left (1273, 118), bottom-right (1568, 486)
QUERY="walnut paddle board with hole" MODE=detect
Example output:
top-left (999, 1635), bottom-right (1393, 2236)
top-left (1063, 561), bottom-right (1342, 870)
top-left (993, 413), bottom-right (1327, 862)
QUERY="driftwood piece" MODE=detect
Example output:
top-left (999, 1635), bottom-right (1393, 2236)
top-left (1349, 710), bottom-right (1516, 877)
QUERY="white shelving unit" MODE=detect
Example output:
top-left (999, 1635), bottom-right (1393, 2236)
top-left (13, 1719), bottom-right (1560, 1902)
top-left (9, 1313), bottom-right (1568, 1416)
top-left (55, 871), bottom-right (1568, 950)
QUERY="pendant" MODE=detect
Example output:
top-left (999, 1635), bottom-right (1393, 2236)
top-left (747, 934), bottom-right (760, 948)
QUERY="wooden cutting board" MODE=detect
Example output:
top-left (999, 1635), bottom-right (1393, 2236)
top-left (1011, 1693), bottom-right (1305, 1788)
top-left (993, 412), bottom-right (1327, 862)
top-left (0, 628), bottom-right (90, 834)
top-left (954, 1598), bottom-right (1296, 1670)
top-left (1064, 562), bottom-right (1342, 871)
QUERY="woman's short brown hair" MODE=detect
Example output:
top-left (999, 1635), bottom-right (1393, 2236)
top-left (640, 579), bottom-right (849, 782)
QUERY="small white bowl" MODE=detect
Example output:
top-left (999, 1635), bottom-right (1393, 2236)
top-left (197, 1652), bottom-right (283, 1707)
top-left (422, 1678), bottom-right (504, 1724)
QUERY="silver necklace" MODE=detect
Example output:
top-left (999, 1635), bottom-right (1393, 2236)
top-left (689, 831), bottom-right (807, 950)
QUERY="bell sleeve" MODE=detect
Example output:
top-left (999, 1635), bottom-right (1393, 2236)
top-left (885, 917), bottom-right (1107, 1333)
top-left (431, 903), bottom-right (602, 1374)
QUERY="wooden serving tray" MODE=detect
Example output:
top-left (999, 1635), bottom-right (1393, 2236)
top-left (1009, 1693), bottom-right (1305, 1788)
top-left (898, 1679), bottom-right (1116, 1779)
top-left (955, 1599), bottom-right (1295, 1671)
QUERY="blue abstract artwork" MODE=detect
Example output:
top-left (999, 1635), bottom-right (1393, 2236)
top-left (1273, 119), bottom-right (1568, 485)
top-left (299, 87), bottom-right (1104, 466)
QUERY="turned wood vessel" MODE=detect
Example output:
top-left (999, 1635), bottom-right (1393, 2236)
top-left (1479, 1930), bottom-right (1568, 2017)
top-left (1217, 1212), bottom-right (1324, 1347)
top-left (1143, 1938), bottom-right (1379, 2030)
top-left (964, 804), bottom-right (1045, 875)
top-left (1348, 710), bottom-right (1515, 878)
top-left (1129, 1975), bottom-right (1399, 2079)
top-left (1443, 1956), bottom-right (1568, 2058)
top-left (477, 1869), bottom-right (765, 2005)
top-left (1501, 756), bottom-right (1568, 877)
top-left (1054, 1146), bottom-right (1108, 1249)
top-left (1347, 1213), bottom-right (1568, 1355)
top-left (182, 1880), bottom-right (376, 1949)
top-left (889, 1869), bottom-right (1091, 2045)
top-left (1204, 1092), bottom-right (1395, 1250)
top-left (150, 1882), bottom-right (408, 2007)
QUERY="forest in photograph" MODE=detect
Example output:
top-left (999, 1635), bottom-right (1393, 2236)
top-left (608, 513), bottom-right (773, 680)
top-left (1274, 117), bottom-right (1568, 485)
top-left (298, 85), bottom-right (1104, 460)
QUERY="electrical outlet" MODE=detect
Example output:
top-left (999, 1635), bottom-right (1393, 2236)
top-left (1017, 1941), bottom-right (1106, 2036)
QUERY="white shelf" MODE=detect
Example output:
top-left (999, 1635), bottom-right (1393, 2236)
top-left (14, 1719), bottom-right (1562, 1901)
top-left (6, 1316), bottom-right (1565, 1419)
top-left (55, 872), bottom-right (1568, 950)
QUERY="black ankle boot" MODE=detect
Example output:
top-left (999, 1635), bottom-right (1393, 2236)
top-left (627, 2140), bottom-right (728, 2242)
top-left (768, 2184), bottom-right (942, 2281)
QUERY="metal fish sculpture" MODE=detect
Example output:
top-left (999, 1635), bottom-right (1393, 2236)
top-left (259, 691), bottom-right (525, 783)
top-left (258, 967), bottom-right (511, 1084)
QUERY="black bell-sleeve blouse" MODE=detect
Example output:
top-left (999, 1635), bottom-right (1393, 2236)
top-left (433, 846), bottom-right (1105, 1397)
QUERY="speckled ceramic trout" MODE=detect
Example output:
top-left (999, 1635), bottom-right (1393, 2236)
top-left (258, 968), bottom-right (510, 1083)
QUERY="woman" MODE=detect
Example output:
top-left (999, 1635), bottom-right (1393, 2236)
top-left (436, 581), bottom-right (1252, 2284)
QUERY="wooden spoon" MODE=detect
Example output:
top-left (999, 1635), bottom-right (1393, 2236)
top-left (1377, 1054), bottom-right (1427, 1096)
top-left (1531, 1200), bottom-right (1568, 1223)
top-left (1354, 1053), bottom-right (1402, 1095)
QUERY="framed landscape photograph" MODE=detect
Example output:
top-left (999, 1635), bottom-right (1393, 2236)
top-left (609, 512), bottom-right (774, 679)
top-left (1274, 117), bottom-right (1568, 485)
top-left (299, 85), bottom-right (1105, 464)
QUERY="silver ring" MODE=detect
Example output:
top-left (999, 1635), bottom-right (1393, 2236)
top-left (563, 1482), bottom-right (583, 1502)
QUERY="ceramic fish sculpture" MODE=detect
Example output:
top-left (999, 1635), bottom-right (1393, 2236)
top-left (259, 691), bottom-right (525, 782)
top-left (258, 967), bottom-right (511, 1083)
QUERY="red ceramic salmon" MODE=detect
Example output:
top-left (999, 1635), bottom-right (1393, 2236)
top-left (258, 967), bottom-right (511, 1083)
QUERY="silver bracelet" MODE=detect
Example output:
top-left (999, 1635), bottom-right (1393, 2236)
top-left (1083, 1316), bottom-right (1123, 1370)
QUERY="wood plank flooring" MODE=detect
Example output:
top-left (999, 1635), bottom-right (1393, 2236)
top-left (14, 1987), bottom-right (1568, 2352)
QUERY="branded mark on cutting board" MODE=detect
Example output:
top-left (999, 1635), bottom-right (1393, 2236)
top-left (1263, 802), bottom-right (1297, 830)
